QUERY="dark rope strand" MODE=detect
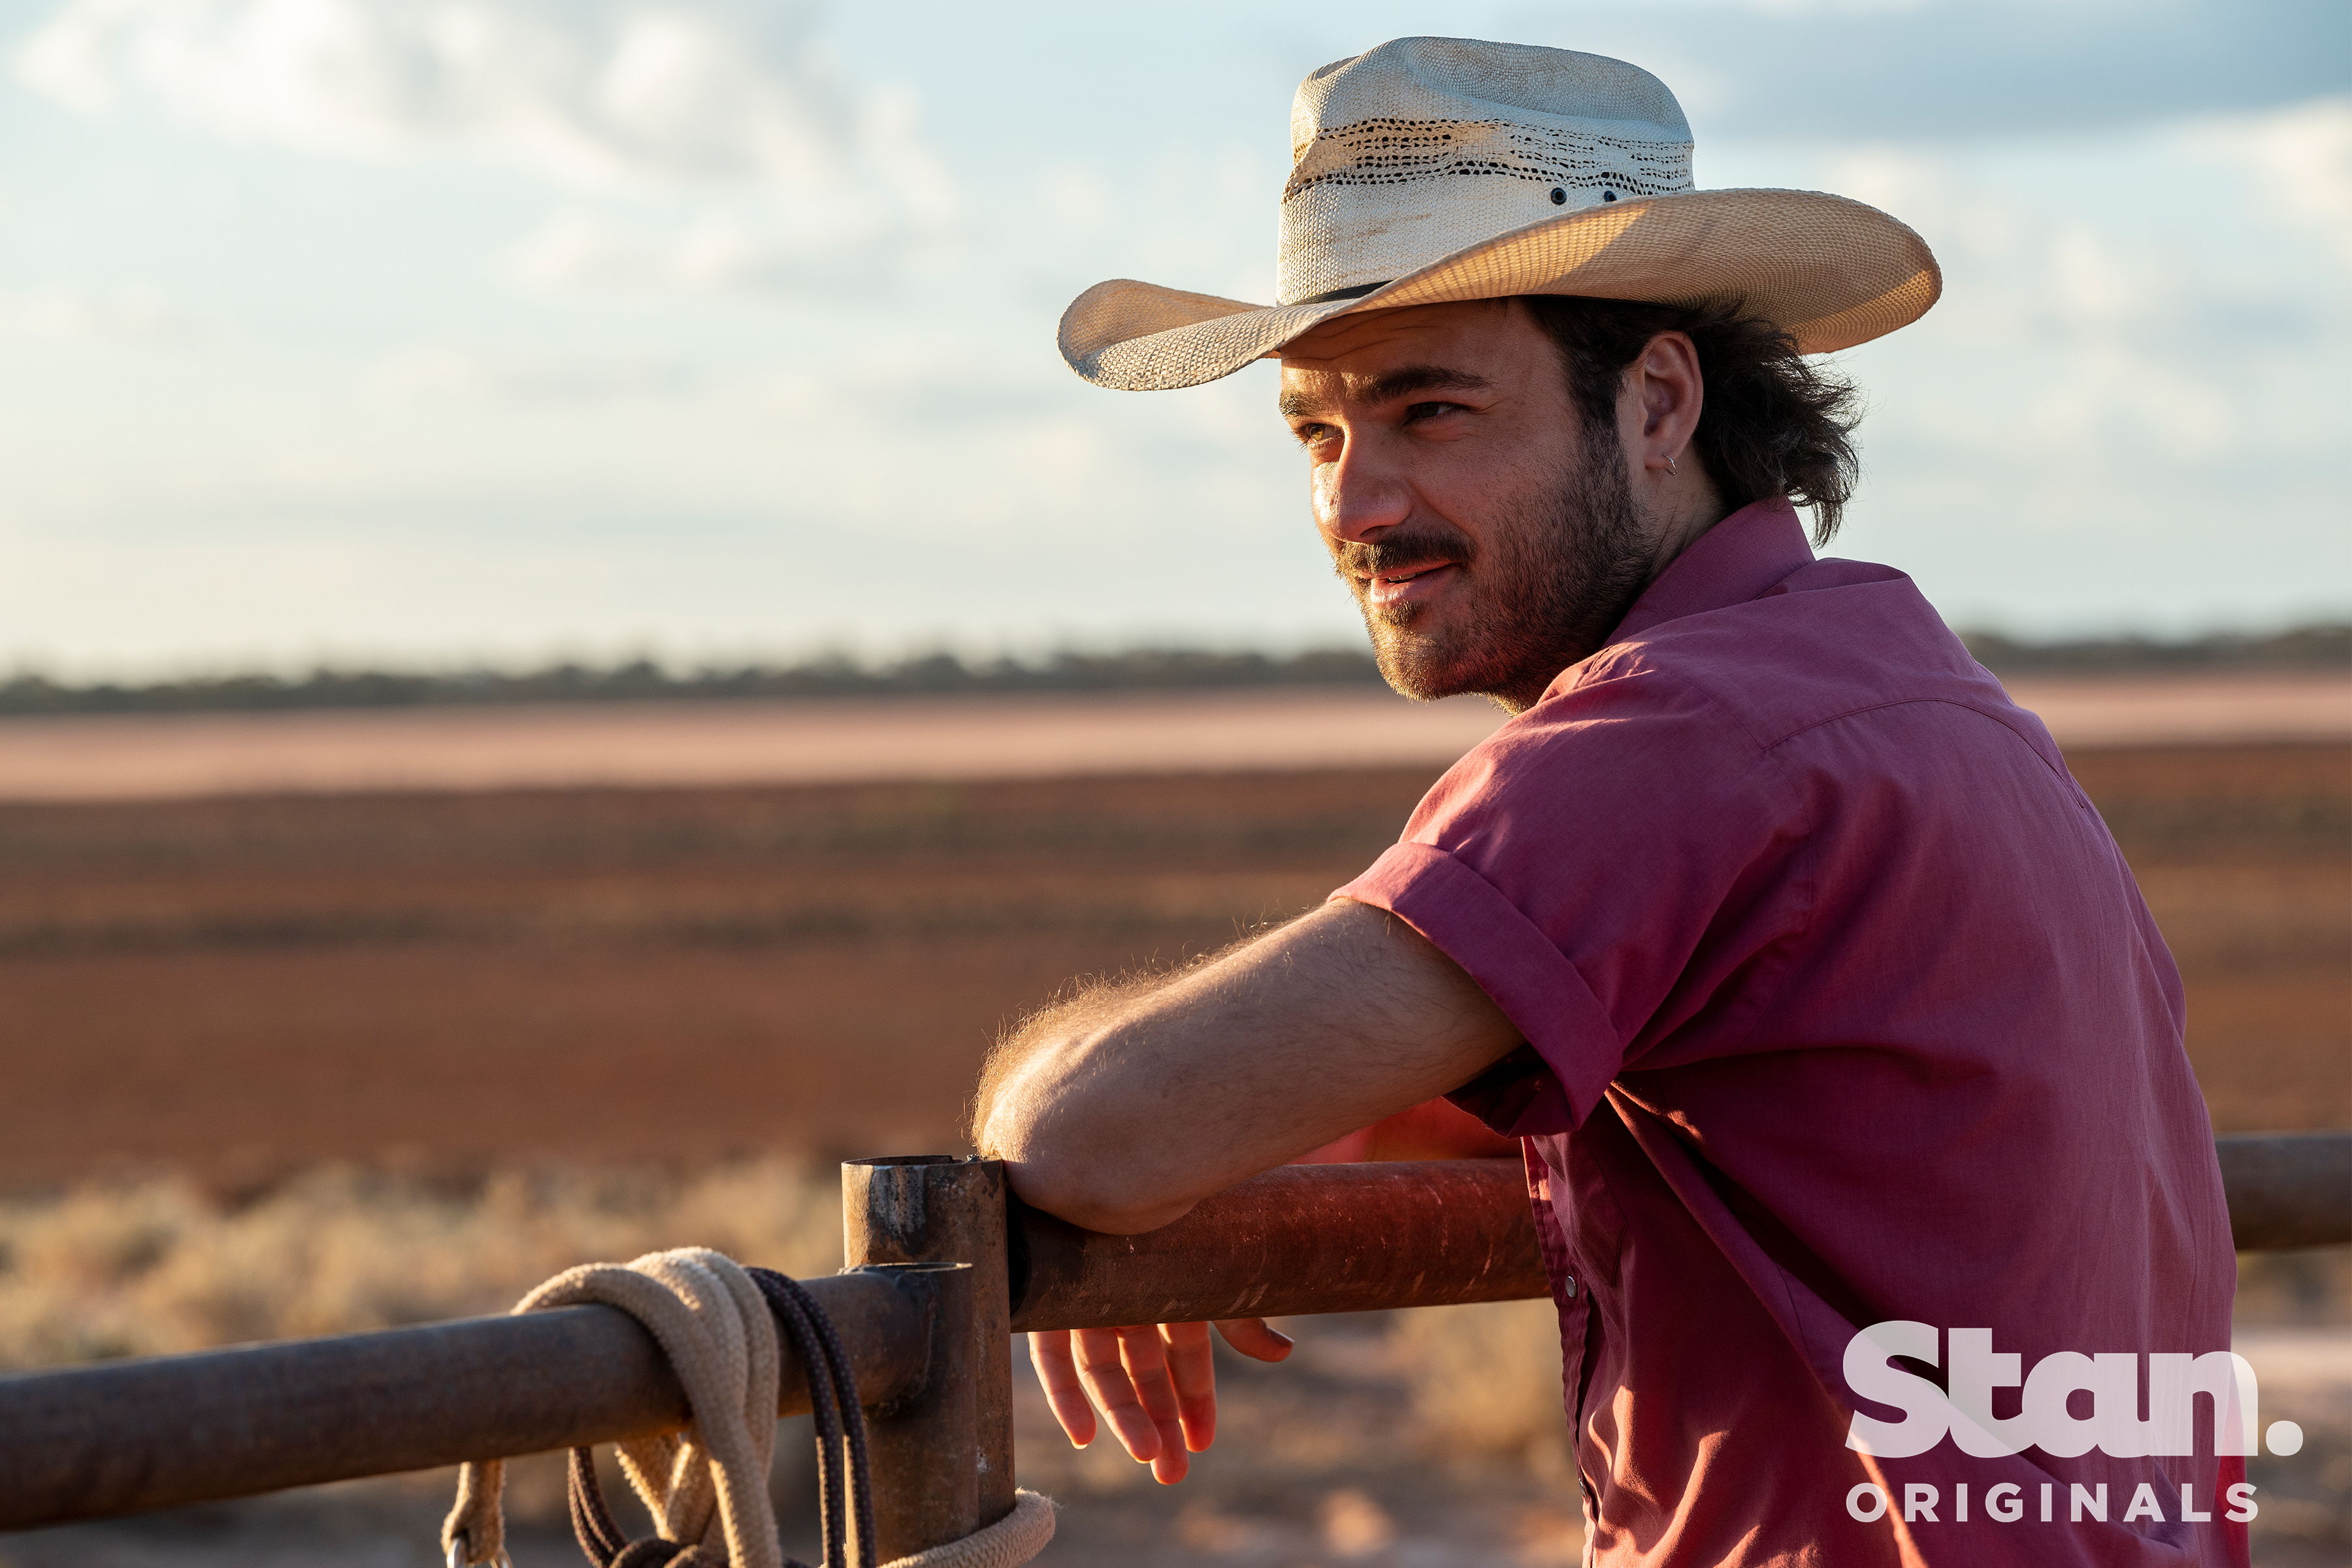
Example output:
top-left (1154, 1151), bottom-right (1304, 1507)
top-left (568, 1446), bottom-right (630, 1566)
top-left (764, 1279), bottom-right (844, 1560)
top-left (750, 1268), bottom-right (875, 1568)
top-left (749, 1272), bottom-right (846, 1568)
top-left (764, 1273), bottom-right (874, 1568)
top-left (804, 1284), bottom-right (876, 1568)
top-left (559, 1266), bottom-right (874, 1568)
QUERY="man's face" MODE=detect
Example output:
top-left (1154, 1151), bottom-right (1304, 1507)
top-left (1279, 300), bottom-right (1656, 711)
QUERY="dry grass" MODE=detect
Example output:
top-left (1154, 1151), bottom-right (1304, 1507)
top-left (0, 1164), bottom-right (1605, 1565)
top-left (0, 1159), bottom-right (1581, 1485)
top-left (0, 1161), bottom-right (841, 1374)
top-left (0, 1171), bottom-right (2343, 1567)
top-left (1388, 1299), bottom-right (1573, 1479)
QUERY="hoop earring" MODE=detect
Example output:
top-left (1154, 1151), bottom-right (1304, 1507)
top-left (1664, 455), bottom-right (1678, 476)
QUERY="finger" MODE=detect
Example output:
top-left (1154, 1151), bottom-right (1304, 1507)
top-left (1117, 1326), bottom-right (1184, 1429)
top-left (1026, 1331), bottom-right (1096, 1448)
top-left (1160, 1321), bottom-right (1218, 1452)
top-left (1116, 1325), bottom-right (1192, 1484)
top-left (1215, 1317), bottom-right (1296, 1362)
top-left (1072, 1327), bottom-right (1164, 1465)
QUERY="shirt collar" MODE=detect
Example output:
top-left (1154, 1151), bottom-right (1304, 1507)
top-left (1605, 496), bottom-right (1815, 648)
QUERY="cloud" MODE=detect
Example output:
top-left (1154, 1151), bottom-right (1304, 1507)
top-left (1503, 0), bottom-right (2349, 141)
top-left (1737, 0), bottom-right (1930, 13)
top-left (508, 204), bottom-right (907, 297)
top-left (0, 284), bottom-right (206, 342)
top-left (374, 343), bottom-right (700, 404)
top-left (2178, 95), bottom-right (2352, 262)
top-left (13, 0), bottom-right (948, 206)
top-left (1827, 152), bottom-right (2162, 335)
top-left (1807, 131), bottom-right (2349, 502)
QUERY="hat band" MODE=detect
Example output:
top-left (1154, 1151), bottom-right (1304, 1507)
top-left (1289, 280), bottom-right (1392, 307)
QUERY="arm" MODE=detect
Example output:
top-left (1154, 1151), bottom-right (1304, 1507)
top-left (974, 896), bottom-right (1523, 1232)
top-left (972, 897), bottom-right (1524, 1484)
top-left (1294, 1095), bottom-right (1522, 1163)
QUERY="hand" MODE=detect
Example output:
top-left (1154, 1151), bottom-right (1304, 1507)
top-left (1026, 1318), bottom-right (1295, 1483)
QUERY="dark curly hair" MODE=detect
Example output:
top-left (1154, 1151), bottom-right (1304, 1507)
top-left (1518, 295), bottom-right (1864, 543)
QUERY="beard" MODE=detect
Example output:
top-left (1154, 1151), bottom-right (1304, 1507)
top-left (1331, 426), bottom-right (1654, 711)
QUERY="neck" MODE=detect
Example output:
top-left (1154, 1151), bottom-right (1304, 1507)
top-left (1478, 476), bottom-right (1733, 717)
top-left (1641, 472), bottom-right (1731, 587)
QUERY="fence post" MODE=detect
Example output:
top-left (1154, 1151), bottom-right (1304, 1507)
top-left (841, 1156), bottom-right (1015, 1560)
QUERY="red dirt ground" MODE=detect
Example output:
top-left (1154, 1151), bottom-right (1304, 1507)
top-left (0, 746), bottom-right (2342, 1188)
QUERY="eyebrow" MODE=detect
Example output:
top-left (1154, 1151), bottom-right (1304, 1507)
top-left (1277, 364), bottom-right (1494, 420)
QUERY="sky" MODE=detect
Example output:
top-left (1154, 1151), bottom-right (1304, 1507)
top-left (0, 0), bottom-right (2345, 678)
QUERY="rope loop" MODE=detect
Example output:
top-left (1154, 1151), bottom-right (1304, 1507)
top-left (441, 1249), bottom-right (1053, 1568)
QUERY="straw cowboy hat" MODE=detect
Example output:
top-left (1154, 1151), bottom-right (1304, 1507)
top-left (1059, 36), bottom-right (1940, 391)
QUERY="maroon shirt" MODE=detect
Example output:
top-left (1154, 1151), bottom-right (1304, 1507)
top-left (1335, 499), bottom-right (2242, 1567)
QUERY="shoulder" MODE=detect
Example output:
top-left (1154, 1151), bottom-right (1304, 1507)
top-left (1402, 657), bottom-right (1793, 864)
top-left (1406, 555), bottom-right (2054, 847)
top-left (1575, 555), bottom-right (2044, 759)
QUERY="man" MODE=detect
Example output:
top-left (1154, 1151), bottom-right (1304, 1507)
top-left (975, 38), bottom-right (2240, 1567)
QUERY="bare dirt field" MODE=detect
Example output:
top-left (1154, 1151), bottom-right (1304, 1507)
top-left (0, 741), bottom-right (2342, 1189)
top-left (0, 672), bottom-right (2342, 801)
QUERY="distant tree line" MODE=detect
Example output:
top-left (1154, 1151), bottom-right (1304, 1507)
top-left (0, 647), bottom-right (1386, 716)
top-left (1957, 623), bottom-right (2349, 675)
top-left (2, 625), bottom-right (2343, 717)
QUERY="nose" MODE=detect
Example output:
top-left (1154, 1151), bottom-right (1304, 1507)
top-left (1314, 433), bottom-right (1412, 545)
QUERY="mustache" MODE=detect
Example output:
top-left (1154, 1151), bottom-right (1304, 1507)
top-left (1331, 524), bottom-right (1475, 580)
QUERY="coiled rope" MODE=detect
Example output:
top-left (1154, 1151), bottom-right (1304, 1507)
top-left (442, 1247), bottom-right (1054, 1568)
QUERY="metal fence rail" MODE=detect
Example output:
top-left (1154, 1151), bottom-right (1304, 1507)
top-left (0, 1133), bottom-right (2344, 1554)
top-left (2216, 1130), bottom-right (2352, 1250)
top-left (0, 1268), bottom-right (931, 1535)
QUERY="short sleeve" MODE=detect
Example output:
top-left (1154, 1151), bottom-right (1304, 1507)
top-left (1333, 659), bottom-right (1801, 1135)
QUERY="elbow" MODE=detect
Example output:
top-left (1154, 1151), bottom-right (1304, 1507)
top-left (975, 1016), bottom-right (1197, 1234)
top-left (1006, 1145), bottom-right (1196, 1235)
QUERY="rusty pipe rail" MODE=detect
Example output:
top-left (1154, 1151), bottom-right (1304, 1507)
top-left (1000, 1133), bottom-right (2352, 1330)
top-left (1010, 1158), bottom-right (1546, 1331)
top-left (0, 1267), bottom-right (933, 1533)
top-left (0, 1132), bottom-right (2344, 1535)
top-left (2216, 1130), bottom-right (2352, 1250)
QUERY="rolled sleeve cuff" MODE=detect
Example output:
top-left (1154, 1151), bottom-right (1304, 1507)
top-left (1333, 841), bottom-right (1623, 1135)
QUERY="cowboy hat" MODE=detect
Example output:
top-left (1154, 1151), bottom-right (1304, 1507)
top-left (1059, 36), bottom-right (1940, 391)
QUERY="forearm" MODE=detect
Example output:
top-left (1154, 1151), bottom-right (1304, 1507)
top-left (972, 967), bottom-right (1187, 1224)
top-left (973, 899), bottom-right (1520, 1232)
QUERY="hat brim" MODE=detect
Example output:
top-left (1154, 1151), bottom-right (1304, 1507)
top-left (1058, 188), bottom-right (1940, 391)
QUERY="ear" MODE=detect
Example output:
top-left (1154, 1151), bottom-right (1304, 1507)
top-left (1622, 329), bottom-right (1703, 476)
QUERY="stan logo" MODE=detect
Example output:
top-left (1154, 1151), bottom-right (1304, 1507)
top-left (1842, 1322), bottom-right (2303, 1460)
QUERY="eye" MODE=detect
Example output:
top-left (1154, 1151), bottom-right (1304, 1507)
top-left (1290, 420), bottom-right (1338, 448)
top-left (1401, 400), bottom-right (1462, 424)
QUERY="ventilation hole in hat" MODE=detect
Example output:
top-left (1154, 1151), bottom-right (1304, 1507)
top-left (1549, 187), bottom-right (1567, 205)
top-left (1602, 189), bottom-right (1617, 202)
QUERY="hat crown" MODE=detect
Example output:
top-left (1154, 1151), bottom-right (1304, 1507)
top-left (1290, 37), bottom-right (1691, 159)
top-left (1278, 37), bottom-right (1697, 306)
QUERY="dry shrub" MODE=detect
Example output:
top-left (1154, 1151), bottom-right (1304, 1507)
top-left (0, 1160), bottom-right (841, 1372)
top-left (1388, 1296), bottom-right (1573, 1477)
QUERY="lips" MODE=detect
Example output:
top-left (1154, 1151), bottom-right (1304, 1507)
top-left (1363, 561), bottom-right (1460, 608)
